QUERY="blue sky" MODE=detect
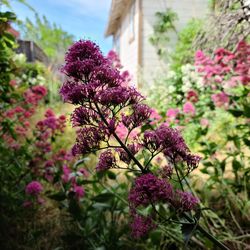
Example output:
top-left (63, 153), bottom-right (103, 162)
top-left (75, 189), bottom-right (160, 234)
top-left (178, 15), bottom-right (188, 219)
top-left (11, 0), bottom-right (113, 54)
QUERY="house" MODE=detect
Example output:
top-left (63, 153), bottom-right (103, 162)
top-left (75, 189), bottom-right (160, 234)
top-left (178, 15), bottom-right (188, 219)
top-left (105, 0), bottom-right (209, 88)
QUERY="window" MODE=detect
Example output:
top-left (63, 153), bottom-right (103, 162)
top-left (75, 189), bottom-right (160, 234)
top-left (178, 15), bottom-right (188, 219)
top-left (129, 0), bottom-right (135, 42)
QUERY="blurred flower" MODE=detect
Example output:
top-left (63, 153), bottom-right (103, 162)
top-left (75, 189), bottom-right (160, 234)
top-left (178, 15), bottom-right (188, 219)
top-left (200, 118), bottom-right (209, 127)
top-left (149, 108), bottom-right (161, 124)
top-left (131, 215), bottom-right (156, 239)
top-left (183, 101), bottom-right (196, 116)
top-left (173, 191), bottom-right (199, 212)
top-left (160, 165), bottom-right (173, 178)
top-left (186, 90), bottom-right (199, 103)
top-left (166, 108), bottom-right (179, 119)
top-left (73, 185), bottom-right (85, 200)
top-left (211, 92), bottom-right (229, 108)
top-left (96, 150), bottom-right (116, 171)
top-left (25, 181), bottom-right (43, 196)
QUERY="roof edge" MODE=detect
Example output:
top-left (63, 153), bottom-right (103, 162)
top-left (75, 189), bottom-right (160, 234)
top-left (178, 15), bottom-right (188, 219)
top-left (105, 0), bottom-right (129, 37)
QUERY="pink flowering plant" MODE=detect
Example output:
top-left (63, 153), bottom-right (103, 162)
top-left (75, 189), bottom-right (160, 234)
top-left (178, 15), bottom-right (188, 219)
top-left (59, 39), bottom-right (230, 249)
top-left (0, 11), bottom-right (141, 249)
top-left (0, 18), bottom-right (86, 213)
top-left (146, 39), bottom-right (250, 248)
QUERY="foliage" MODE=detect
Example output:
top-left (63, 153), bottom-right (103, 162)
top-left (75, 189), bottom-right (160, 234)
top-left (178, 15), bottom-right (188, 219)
top-left (171, 19), bottom-right (203, 71)
top-left (0, 11), bottom-right (73, 249)
top-left (19, 13), bottom-right (74, 61)
top-left (146, 40), bottom-right (250, 249)
top-left (149, 8), bottom-right (178, 60)
top-left (194, 0), bottom-right (250, 53)
top-left (149, 10), bottom-right (203, 69)
top-left (58, 39), bottom-right (231, 249)
top-left (0, 11), bottom-right (189, 250)
top-left (1, 3), bottom-right (250, 249)
top-left (0, 0), bottom-right (33, 10)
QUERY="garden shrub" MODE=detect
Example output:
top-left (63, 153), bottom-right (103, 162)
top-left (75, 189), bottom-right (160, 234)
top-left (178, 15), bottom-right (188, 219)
top-left (1, 3), bottom-right (249, 249)
top-left (146, 38), bottom-right (250, 249)
top-left (58, 39), bottom-right (231, 250)
top-left (170, 19), bottom-right (203, 72)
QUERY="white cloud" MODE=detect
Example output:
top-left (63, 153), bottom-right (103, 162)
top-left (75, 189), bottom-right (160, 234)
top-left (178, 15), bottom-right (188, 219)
top-left (52, 0), bottom-right (112, 20)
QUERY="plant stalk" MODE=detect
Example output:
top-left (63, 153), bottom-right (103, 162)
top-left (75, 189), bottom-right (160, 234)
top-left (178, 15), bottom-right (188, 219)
top-left (183, 214), bottom-right (229, 250)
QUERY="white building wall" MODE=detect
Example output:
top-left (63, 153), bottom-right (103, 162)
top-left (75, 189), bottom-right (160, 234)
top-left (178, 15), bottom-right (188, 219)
top-left (114, 0), bottom-right (140, 87)
top-left (141, 0), bottom-right (209, 86)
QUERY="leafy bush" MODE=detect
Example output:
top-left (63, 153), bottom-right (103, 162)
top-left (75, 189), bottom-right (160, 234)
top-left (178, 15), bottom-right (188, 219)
top-left (170, 19), bottom-right (203, 71)
top-left (146, 40), bottom-right (250, 249)
top-left (1, 4), bottom-right (249, 249)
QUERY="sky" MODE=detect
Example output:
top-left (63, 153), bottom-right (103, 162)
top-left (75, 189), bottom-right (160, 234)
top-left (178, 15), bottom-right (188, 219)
top-left (11, 0), bottom-right (113, 54)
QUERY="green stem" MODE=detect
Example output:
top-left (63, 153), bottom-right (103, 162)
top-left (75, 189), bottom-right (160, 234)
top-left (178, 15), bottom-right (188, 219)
top-left (94, 103), bottom-right (146, 173)
top-left (183, 214), bottom-right (229, 250)
top-left (173, 160), bottom-right (184, 191)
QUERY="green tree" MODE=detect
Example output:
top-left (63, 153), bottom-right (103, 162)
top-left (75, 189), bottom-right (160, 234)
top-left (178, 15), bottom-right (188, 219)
top-left (0, 0), bottom-right (28, 8)
top-left (19, 13), bottom-right (74, 62)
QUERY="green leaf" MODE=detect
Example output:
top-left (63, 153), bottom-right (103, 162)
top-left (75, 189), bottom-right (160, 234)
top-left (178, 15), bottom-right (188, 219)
top-left (150, 230), bottom-right (162, 244)
top-left (243, 138), bottom-right (250, 148)
top-left (232, 159), bottom-right (241, 172)
top-left (182, 221), bottom-right (197, 247)
top-left (97, 171), bottom-right (106, 179)
top-left (220, 160), bottom-right (226, 173)
top-left (200, 168), bottom-right (209, 174)
top-left (228, 109), bottom-right (243, 117)
top-left (203, 161), bottom-right (213, 167)
top-left (0, 11), bottom-right (16, 21)
top-left (141, 124), bottom-right (152, 133)
top-left (68, 196), bottom-right (82, 219)
top-left (233, 137), bottom-right (241, 150)
top-left (48, 192), bottom-right (66, 201)
top-left (92, 193), bottom-right (115, 203)
top-left (73, 158), bottom-right (89, 169)
top-left (4, 32), bottom-right (15, 43)
top-left (92, 202), bottom-right (111, 210)
top-left (243, 105), bottom-right (250, 118)
top-left (107, 171), bottom-right (116, 180)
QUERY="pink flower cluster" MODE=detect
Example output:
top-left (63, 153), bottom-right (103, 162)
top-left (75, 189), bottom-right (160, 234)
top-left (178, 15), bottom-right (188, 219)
top-left (96, 150), bottom-right (116, 171)
top-left (128, 173), bottom-right (199, 237)
top-left (43, 149), bottom-right (73, 182)
top-left (166, 101), bottom-right (196, 124)
top-left (107, 50), bottom-right (132, 84)
top-left (24, 85), bottom-right (47, 105)
top-left (25, 181), bottom-right (43, 196)
top-left (60, 40), bottom-right (202, 238)
top-left (122, 104), bottom-right (152, 130)
top-left (143, 124), bottom-right (201, 168)
top-left (195, 41), bottom-right (250, 108)
top-left (35, 109), bottom-right (66, 153)
top-left (131, 215), bottom-right (156, 239)
top-left (186, 90), bottom-right (199, 103)
top-left (173, 191), bottom-right (199, 212)
top-left (2, 85), bottom-right (47, 149)
top-left (211, 92), bottom-right (230, 108)
top-left (129, 173), bottom-right (173, 208)
top-left (183, 101), bottom-right (196, 116)
top-left (24, 181), bottom-right (44, 208)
